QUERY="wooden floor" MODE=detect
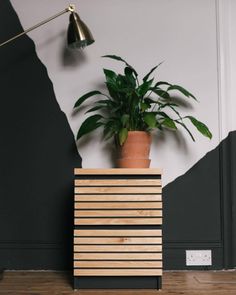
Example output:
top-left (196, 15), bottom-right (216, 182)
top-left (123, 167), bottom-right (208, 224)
top-left (0, 270), bottom-right (236, 294)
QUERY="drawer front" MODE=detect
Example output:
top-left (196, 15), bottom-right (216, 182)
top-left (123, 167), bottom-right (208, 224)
top-left (74, 229), bottom-right (162, 277)
top-left (74, 178), bottom-right (162, 226)
top-left (74, 170), bottom-right (162, 278)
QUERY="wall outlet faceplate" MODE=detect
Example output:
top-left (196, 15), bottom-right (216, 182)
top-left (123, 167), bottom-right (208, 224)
top-left (186, 250), bottom-right (212, 266)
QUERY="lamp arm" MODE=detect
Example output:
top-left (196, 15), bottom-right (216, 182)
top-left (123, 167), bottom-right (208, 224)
top-left (0, 4), bottom-right (76, 48)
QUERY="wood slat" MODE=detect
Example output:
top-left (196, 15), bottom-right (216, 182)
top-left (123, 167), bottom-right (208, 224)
top-left (74, 252), bottom-right (162, 260)
top-left (75, 201), bottom-right (162, 209)
top-left (74, 217), bottom-right (162, 225)
top-left (74, 269), bottom-right (162, 276)
top-left (75, 194), bottom-right (162, 202)
top-left (74, 237), bottom-right (162, 245)
top-left (75, 179), bottom-right (161, 186)
top-left (74, 245), bottom-right (162, 252)
top-left (74, 261), bottom-right (162, 268)
top-left (74, 210), bottom-right (162, 217)
top-left (75, 187), bottom-right (162, 194)
top-left (74, 229), bottom-right (162, 237)
top-left (74, 168), bottom-right (162, 175)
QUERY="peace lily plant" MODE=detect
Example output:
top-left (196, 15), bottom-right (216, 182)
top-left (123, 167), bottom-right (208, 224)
top-left (73, 55), bottom-right (212, 167)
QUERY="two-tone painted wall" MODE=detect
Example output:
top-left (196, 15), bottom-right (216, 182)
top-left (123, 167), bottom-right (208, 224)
top-left (0, 0), bottom-right (235, 269)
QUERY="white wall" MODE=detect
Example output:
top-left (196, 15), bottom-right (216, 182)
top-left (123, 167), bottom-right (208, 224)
top-left (230, 1), bottom-right (236, 72)
top-left (215, 0), bottom-right (236, 141)
top-left (229, 0), bottom-right (236, 132)
top-left (10, 0), bottom-right (222, 186)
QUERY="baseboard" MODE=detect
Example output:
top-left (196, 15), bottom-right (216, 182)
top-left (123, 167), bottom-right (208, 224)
top-left (0, 241), bottom-right (224, 270)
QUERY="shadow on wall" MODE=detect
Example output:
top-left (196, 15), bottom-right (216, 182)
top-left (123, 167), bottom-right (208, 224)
top-left (62, 40), bottom-right (88, 68)
top-left (0, 0), bottom-right (81, 269)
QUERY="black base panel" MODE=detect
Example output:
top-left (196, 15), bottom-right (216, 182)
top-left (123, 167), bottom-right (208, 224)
top-left (74, 276), bottom-right (161, 289)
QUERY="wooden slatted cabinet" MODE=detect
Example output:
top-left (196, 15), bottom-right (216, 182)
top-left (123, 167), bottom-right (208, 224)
top-left (74, 168), bottom-right (162, 289)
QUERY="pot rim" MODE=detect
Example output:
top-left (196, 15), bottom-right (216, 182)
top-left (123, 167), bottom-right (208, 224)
top-left (127, 130), bottom-right (151, 134)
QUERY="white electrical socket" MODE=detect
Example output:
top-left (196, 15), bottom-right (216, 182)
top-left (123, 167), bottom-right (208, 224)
top-left (186, 250), bottom-right (212, 266)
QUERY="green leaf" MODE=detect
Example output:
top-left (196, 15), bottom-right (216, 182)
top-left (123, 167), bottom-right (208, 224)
top-left (143, 112), bottom-right (157, 128)
top-left (156, 111), bottom-right (171, 119)
top-left (168, 85), bottom-right (197, 100)
top-left (96, 99), bottom-right (110, 105)
top-left (116, 74), bottom-right (129, 90)
top-left (175, 121), bottom-right (195, 141)
top-left (136, 79), bottom-right (154, 97)
top-left (158, 103), bottom-right (183, 121)
top-left (158, 102), bottom-right (179, 110)
top-left (185, 116), bottom-right (212, 139)
top-left (119, 128), bottom-right (128, 145)
top-left (104, 119), bottom-right (121, 132)
top-left (76, 115), bottom-right (103, 140)
top-left (103, 69), bottom-right (117, 83)
top-left (130, 91), bottom-right (140, 113)
top-left (124, 67), bottom-right (136, 87)
top-left (106, 82), bottom-right (120, 100)
top-left (151, 87), bottom-right (170, 99)
top-left (121, 114), bottom-right (130, 127)
top-left (103, 120), bottom-right (120, 140)
top-left (116, 74), bottom-right (137, 94)
top-left (144, 97), bottom-right (156, 104)
top-left (124, 67), bottom-right (133, 76)
top-left (102, 54), bottom-right (129, 64)
top-left (141, 102), bottom-right (150, 112)
top-left (143, 62), bottom-right (163, 82)
top-left (161, 118), bottom-right (177, 130)
top-left (102, 54), bottom-right (138, 77)
top-left (85, 105), bottom-right (104, 113)
top-left (154, 81), bottom-right (171, 87)
top-left (74, 91), bottom-right (103, 109)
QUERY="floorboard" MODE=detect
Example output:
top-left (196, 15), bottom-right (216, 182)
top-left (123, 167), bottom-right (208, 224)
top-left (0, 270), bottom-right (236, 294)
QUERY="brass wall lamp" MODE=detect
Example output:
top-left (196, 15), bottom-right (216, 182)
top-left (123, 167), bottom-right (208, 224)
top-left (0, 4), bottom-right (95, 49)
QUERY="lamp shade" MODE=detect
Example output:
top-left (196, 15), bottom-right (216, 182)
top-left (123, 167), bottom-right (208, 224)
top-left (67, 12), bottom-right (94, 49)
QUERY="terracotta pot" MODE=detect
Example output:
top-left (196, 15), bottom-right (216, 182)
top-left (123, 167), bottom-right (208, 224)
top-left (117, 131), bottom-right (152, 168)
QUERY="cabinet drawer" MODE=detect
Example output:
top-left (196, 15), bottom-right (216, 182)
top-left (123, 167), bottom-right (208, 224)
top-left (73, 169), bottom-right (163, 283)
top-left (73, 228), bottom-right (162, 277)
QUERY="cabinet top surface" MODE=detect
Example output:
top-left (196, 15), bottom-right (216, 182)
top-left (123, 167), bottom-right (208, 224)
top-left (74, 168), bottom-right (162, 175)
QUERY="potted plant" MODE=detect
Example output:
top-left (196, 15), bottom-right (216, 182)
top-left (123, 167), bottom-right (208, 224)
top-left (73, 55), bottom-right (212, 168)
